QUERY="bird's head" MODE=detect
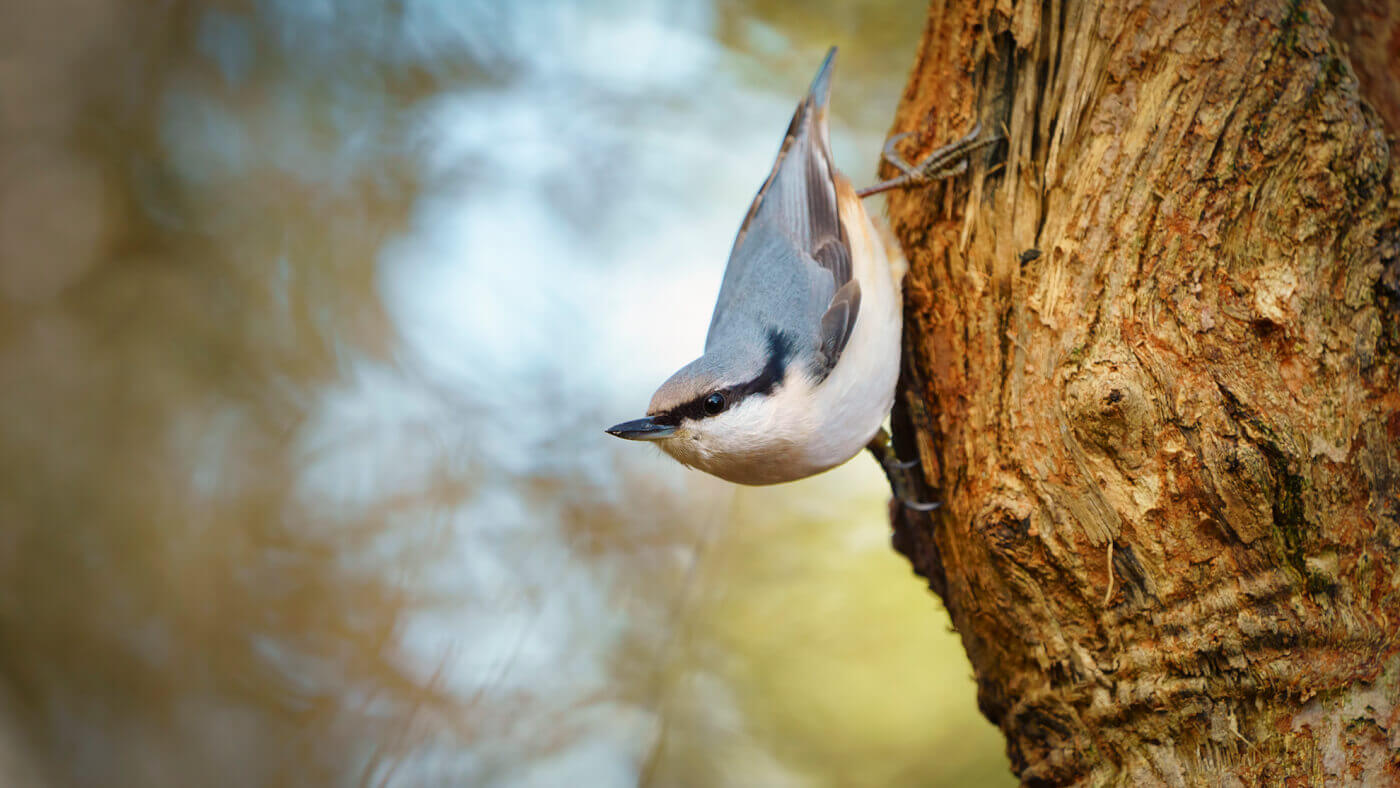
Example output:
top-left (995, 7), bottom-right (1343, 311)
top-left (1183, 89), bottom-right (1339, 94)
top-left (606, 331), bottom-right (811, 484)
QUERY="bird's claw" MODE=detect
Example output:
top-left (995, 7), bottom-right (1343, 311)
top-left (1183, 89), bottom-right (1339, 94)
top-left (889, 121), bottom-right (992, 185)
top-left (858, 122), bottom-right (1002, 198)
top-left (881, 132), bottom-right (917, 176)
top-left (901, 498), bottom-right (942, 512)
top-left (865, 428), bottom-right (941, 512)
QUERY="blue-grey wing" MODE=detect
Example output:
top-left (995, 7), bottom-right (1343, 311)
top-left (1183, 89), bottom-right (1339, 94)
top-left (704, 47), bottom-right (858, 380)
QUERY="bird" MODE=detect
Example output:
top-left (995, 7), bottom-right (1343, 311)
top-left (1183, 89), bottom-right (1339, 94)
top-left (606, 47), bottom-right (996, 501)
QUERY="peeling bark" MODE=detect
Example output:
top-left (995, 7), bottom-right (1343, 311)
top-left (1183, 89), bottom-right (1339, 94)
top-left (883, 0), bottom-right (1400, 783)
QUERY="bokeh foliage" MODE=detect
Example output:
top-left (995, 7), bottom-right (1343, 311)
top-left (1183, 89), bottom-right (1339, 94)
top-left (0, 1), bottom-right (1010, 785)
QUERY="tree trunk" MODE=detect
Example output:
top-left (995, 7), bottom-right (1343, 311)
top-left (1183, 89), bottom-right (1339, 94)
top-left (883, 0), bottom-right (1400, 784)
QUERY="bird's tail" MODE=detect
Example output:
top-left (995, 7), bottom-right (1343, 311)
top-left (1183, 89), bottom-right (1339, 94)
top-left (799, 46), bottom-right (836, 148)
top-left (729, 47), bottom-right (842, 257)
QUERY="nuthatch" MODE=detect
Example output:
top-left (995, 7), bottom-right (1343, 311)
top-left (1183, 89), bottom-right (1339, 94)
top-left (607, 48), bottom-right (996, 503)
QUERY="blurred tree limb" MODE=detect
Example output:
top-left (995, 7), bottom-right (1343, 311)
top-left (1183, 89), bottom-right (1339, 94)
top-left (884, 0), bottom-right (1400, 783)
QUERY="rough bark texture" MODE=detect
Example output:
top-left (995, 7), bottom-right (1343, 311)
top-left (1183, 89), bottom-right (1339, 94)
top-left (884, 0), bottom-right (1400, 783)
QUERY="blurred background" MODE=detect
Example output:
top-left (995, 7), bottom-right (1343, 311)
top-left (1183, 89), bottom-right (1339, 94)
top-left (0, 0), bottom-right (1011, 785)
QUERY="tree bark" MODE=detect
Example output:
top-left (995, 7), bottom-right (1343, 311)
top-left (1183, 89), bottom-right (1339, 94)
top-left (883, 0), bottom-right (1400, 784)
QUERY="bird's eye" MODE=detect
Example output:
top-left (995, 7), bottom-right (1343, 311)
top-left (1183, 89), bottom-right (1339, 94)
top-left (703, 393), bottom-right (726, 415)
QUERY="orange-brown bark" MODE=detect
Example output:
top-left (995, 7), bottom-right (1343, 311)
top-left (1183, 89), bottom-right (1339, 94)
top-left (884, 0), bottom-right (1400, 783)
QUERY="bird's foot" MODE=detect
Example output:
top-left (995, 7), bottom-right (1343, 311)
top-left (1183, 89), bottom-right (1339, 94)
top-left (856, 122), bottom-right (1002, 198)
top-left (865, 427), bottom-right (940, 512)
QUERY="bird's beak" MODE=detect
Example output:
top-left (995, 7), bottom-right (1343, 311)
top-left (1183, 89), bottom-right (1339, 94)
top-left (606, 417), bottom-right (676, 441)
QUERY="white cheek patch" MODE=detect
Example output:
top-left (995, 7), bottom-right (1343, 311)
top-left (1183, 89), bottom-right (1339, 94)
top-left (657, 376), bottom-right (825, 485)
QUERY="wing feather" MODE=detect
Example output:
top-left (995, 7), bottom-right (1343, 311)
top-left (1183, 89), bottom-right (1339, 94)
top-left (705, 47), bottom-right (861, 379)
top-left (818, 279), bottom-right (861, 375)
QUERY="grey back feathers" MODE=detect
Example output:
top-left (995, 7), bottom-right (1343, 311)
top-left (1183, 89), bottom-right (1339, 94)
top-left (707, 47), bottom-right (858, 378)
top-left (649, 48), bottom-right (859, 423)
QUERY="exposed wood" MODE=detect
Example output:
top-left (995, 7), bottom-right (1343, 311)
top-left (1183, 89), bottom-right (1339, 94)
top-left (883, 0), bottom-right (1400, 783)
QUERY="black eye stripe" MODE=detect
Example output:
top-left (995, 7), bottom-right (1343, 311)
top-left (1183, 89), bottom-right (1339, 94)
top-left (654, 328), bottom-right (794, 424)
